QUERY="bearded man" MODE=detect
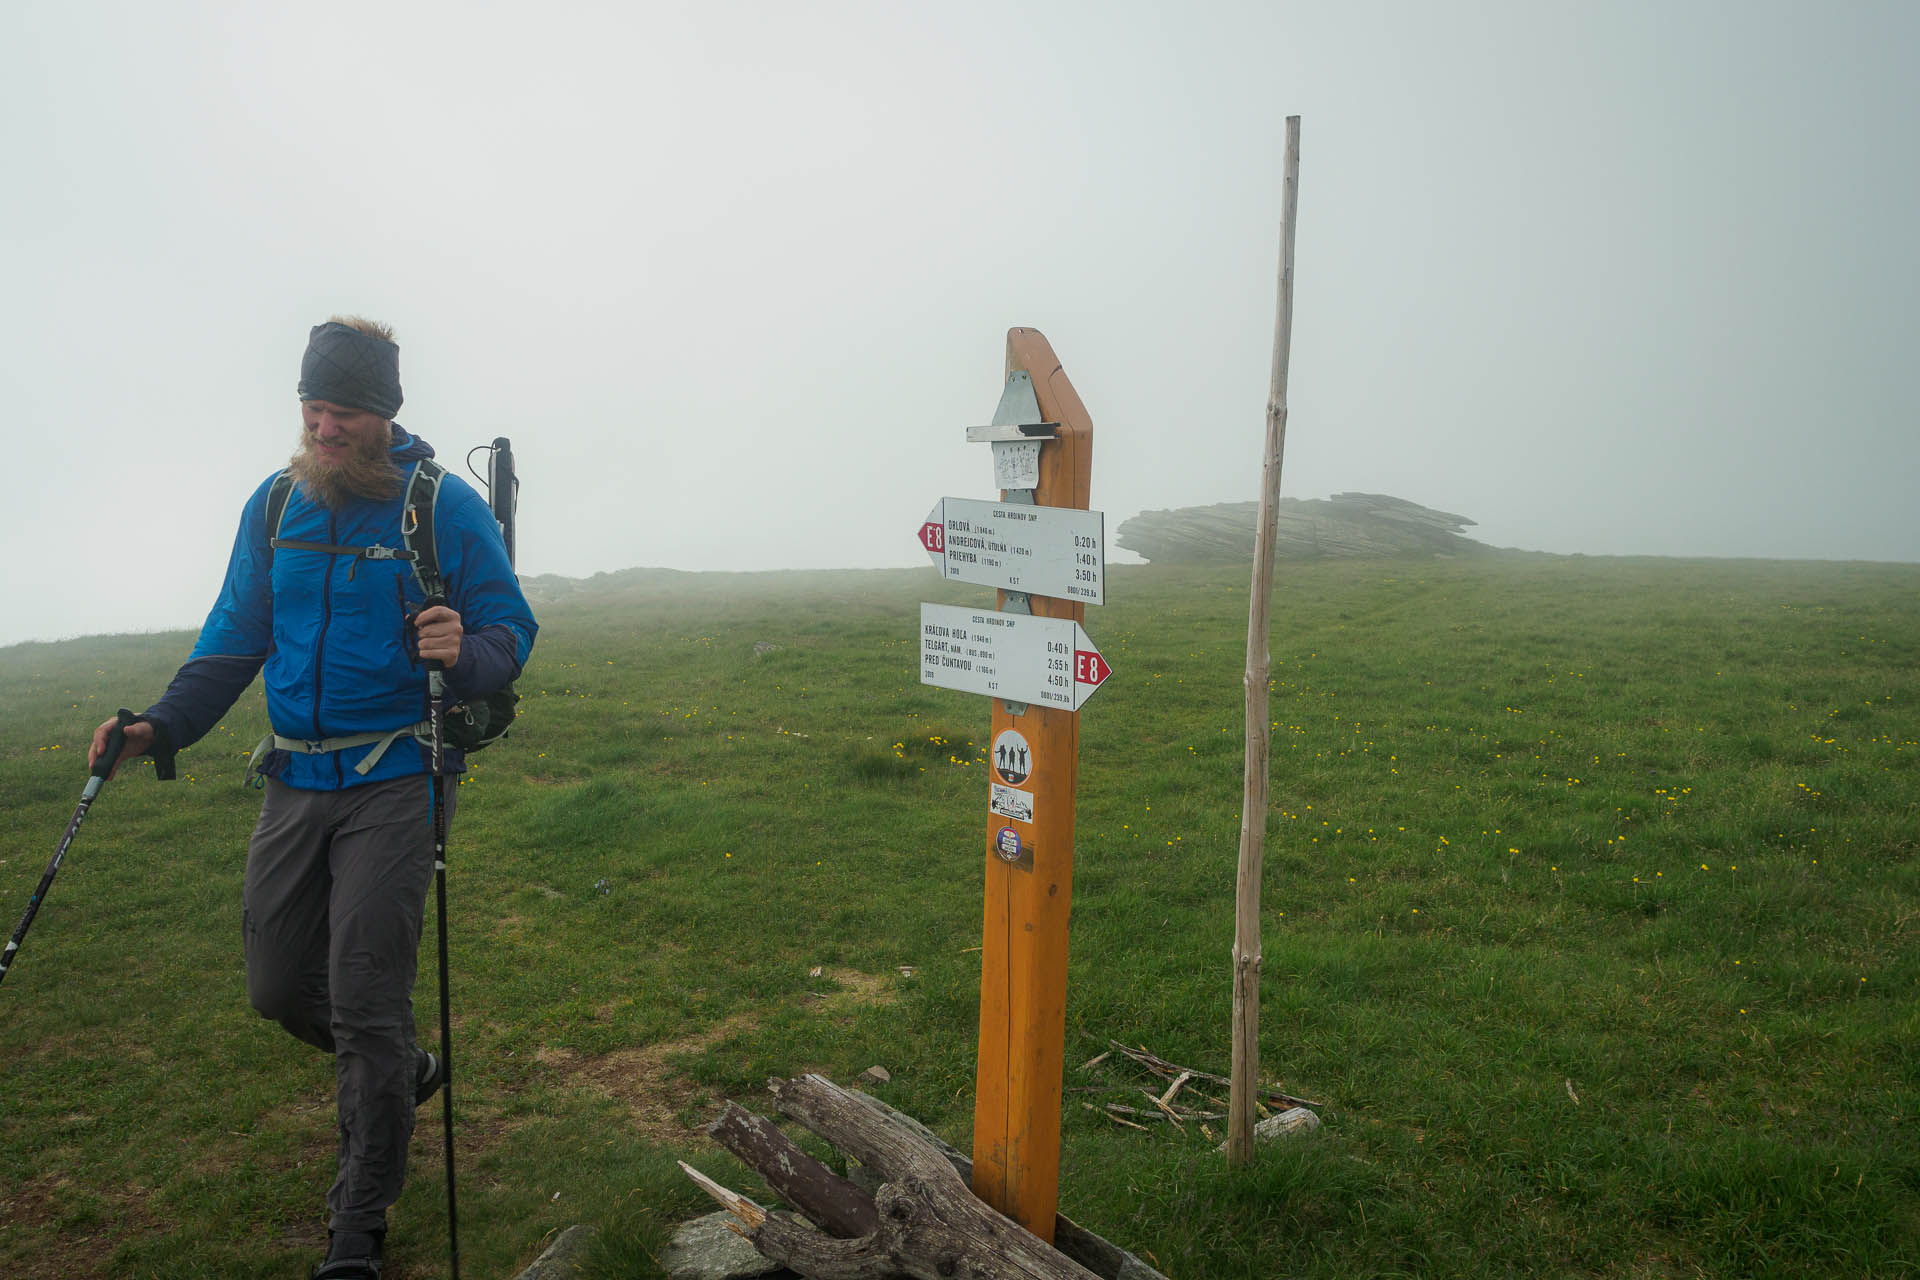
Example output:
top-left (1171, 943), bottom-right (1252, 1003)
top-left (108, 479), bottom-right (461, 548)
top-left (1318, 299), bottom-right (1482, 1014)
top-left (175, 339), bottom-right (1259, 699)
top-left (90, 317), bottom-right (537, 1278)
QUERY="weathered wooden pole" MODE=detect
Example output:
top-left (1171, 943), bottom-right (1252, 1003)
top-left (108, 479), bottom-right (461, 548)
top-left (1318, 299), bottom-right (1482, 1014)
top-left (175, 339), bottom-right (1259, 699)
top-left (972, 327), bottom-right (1094, 1238)
top-left (1229, 115), bottom-right (1301, 1166)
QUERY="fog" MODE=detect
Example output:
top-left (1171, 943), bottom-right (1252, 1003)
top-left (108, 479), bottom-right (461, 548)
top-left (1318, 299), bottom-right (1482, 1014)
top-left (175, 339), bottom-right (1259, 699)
top-left (4, 0), bottom-right (1915, 649)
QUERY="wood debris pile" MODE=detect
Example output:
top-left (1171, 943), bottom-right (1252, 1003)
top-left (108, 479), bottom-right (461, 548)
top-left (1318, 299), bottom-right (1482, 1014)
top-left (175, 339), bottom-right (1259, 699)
top-left (1077, 1041), bottom-right (1322, 1143)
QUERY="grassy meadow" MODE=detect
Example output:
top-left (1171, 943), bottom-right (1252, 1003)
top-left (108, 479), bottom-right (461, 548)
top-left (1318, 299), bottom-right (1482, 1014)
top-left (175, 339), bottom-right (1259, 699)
top-left (1, 554), bottom-right (1916, 1278)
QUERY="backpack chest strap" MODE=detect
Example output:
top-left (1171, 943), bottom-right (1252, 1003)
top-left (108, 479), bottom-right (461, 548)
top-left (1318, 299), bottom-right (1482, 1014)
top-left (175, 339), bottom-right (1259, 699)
top-left (262, 457), bottom-right (444, 594)
top-left (267, 539), bottom-right (417, 580)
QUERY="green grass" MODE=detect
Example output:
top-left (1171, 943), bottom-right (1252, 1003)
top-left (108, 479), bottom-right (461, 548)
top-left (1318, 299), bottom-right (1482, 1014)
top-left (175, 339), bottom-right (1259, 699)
top-left (2, 555), bottom-right (1916, 1278)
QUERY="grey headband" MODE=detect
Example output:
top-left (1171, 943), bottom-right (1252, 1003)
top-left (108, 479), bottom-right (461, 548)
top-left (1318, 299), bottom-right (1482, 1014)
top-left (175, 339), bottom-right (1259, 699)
top-left (297, 322), bottom-right (403, 418)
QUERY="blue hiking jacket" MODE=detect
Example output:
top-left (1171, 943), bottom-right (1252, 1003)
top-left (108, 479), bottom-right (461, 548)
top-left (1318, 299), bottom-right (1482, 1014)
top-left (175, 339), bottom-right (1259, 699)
top-left (145, 428), bottom-right (538, 788)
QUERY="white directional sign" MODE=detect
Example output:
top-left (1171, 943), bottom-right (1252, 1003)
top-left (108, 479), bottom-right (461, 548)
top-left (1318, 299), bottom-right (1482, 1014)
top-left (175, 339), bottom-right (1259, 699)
top-left (919, 603), bottom-right (1114, 711)
top-left (917, 498), bottom-right (1106, 605)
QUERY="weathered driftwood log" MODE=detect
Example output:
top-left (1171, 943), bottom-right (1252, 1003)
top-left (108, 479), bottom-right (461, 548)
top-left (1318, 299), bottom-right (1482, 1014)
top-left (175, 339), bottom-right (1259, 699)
top-left (683, 1074), bottom-right (1102, 1280)
top-left (841, 1089), bottom-right (1167, 1280)
top-left (708, 1101), bottom-right (880, 1239)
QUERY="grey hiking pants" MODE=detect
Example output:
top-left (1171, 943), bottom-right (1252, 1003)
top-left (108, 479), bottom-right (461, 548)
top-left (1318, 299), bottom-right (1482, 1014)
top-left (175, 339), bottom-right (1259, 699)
top-left (242, 774), bottom-right (453, 1233)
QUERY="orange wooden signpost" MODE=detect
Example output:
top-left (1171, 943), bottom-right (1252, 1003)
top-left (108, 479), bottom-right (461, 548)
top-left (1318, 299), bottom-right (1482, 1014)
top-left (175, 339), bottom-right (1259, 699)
top-left (969, 328), bottom-right (1094, 1240)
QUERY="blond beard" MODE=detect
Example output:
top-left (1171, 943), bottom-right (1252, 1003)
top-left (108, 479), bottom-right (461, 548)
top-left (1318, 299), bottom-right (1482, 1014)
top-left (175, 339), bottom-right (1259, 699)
top-left (288, 424), bottom-right (402, 508)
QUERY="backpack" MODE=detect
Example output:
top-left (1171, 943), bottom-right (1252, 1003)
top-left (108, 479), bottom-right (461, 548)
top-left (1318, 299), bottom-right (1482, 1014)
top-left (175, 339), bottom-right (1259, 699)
top-left (263, 458), bottom-right (519, 753)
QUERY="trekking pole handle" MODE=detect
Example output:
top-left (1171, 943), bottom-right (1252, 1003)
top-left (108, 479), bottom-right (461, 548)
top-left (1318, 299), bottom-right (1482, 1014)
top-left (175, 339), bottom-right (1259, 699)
top-left (90, 709), bottom-right (136, 784)
top-left (419, 594), bottom-right (450, 776)
top-left (419, 593), bottom-right (449, 677)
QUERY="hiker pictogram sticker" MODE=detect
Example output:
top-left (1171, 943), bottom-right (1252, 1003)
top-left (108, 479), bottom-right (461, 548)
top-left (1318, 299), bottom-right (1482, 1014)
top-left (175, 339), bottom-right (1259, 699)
top-left (992, 728), bottom-right (1032, 786)
top-left (990, 783), bottom-right (1033, 824)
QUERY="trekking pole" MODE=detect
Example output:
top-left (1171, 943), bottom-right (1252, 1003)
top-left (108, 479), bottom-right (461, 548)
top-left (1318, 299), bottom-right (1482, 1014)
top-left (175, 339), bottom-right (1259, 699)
top-left (486, 437), bottom-right (517, 567)
top-left (2, 710), bottom-right (133, 988)
top-left (423, 600), bottom-right (461, 1280)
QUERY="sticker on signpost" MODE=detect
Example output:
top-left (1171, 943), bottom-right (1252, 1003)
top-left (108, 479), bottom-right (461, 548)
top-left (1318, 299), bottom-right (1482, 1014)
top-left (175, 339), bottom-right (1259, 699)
top-left (991, 728), bottom-right (1032, 786)
top-left (994, 826), bottom-right (1024, 863)
top-left (990, 783), bottom-right (1033, 824)
top-left (992, 441), bottom-right (1041, 491)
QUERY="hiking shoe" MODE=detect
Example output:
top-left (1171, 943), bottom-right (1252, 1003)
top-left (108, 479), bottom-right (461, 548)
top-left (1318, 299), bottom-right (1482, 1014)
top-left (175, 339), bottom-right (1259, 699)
top-left (415, 1048), bottom-right (446, 1106)
top-left (313, 1228), bottom-right (384, 1278)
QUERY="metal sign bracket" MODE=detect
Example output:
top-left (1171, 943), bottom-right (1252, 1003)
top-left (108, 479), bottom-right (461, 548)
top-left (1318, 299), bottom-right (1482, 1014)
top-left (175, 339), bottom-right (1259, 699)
top-left (968, 370), bottom-right (1057, 494)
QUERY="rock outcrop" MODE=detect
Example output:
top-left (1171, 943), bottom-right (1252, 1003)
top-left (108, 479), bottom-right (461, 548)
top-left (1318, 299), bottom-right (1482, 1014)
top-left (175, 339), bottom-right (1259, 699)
top-left (1115, 493), bottom-right (1484, 563)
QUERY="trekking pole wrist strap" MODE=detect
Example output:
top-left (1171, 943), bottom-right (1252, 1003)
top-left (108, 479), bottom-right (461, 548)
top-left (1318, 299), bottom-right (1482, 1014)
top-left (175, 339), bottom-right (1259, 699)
top-left (124, 710), bottom-right (179, 781)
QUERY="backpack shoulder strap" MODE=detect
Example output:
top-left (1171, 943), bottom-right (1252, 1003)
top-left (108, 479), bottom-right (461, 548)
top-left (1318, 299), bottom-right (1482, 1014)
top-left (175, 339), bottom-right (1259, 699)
top-left (403, 459), bottom-right (447, 598)
top-left (264, 469), bottom-right (296, 549)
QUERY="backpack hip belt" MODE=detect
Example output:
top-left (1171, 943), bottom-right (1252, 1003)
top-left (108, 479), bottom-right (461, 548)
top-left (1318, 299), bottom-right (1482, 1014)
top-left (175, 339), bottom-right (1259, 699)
top-left (251, 723), bottom-right (432, 779)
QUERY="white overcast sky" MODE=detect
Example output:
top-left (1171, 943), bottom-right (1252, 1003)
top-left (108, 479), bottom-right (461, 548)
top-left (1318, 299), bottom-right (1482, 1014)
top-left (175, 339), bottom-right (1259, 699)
top-left (3, 0), bottom-right (1915, 648)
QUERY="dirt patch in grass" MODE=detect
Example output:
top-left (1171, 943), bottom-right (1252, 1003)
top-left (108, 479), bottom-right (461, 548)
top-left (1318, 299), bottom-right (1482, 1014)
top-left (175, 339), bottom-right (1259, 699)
top-left (810, 965), bottom-right (901, 1015)
top-left (530, 1013), bottom-right (758, 1145)
top-left (523, 968), bottom-right (900, 1143)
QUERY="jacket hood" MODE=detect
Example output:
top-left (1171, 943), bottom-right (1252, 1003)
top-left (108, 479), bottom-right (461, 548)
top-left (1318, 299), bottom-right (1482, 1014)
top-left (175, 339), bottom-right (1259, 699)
top-left (390, 425), bottom-right (435, 464)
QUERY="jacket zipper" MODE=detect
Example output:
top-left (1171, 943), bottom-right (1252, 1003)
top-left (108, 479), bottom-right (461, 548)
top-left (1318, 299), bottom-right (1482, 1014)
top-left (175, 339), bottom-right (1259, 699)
top-left (315, 508), bottom-right (341, 787)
